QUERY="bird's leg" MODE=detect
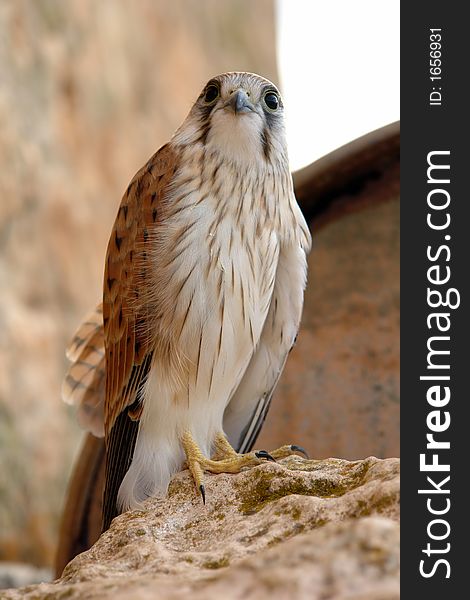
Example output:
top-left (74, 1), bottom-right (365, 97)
top-left (181, 435), bottom-right (207, 502)
top-left (211, 432), bottom-right (308, 462)
top-left (211, 432), bottom-right (309, 461)
top-left (182, 431), bottom-right (308, 503)
top-left (267, 444), bottom-right (309, 460)
top-left (211, 431), bottom-right (239, 460)
top-left (181, 431), bottom-right (276, 503)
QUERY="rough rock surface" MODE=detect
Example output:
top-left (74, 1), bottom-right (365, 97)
top-left (2, 456), bottom-right (400, 599)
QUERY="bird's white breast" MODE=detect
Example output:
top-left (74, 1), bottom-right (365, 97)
top-left (117, 145), bottom-right (298, 511)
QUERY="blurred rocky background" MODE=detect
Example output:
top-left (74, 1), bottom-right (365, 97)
top-left (0, 0), bottom-right (399, 583)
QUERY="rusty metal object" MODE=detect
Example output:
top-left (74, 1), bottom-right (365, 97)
top-left (55, 121), bottom-right (400, 577)
top-left (293, 121), bottom-right (399, 223)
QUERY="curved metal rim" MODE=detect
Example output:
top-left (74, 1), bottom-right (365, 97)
top-left (293, 121), bottom-right (400, 220)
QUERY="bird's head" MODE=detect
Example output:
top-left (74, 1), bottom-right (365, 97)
top-left (173, 72), bottom-right (288, 167)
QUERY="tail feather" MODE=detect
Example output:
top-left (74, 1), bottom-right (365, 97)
top-left (65, 304), bottom-right (104, 361)
top-left (62, 303), bottom-right (106, 437)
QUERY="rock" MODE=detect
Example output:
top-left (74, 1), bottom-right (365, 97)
top-left (2, 456), bottom-right (400, 599)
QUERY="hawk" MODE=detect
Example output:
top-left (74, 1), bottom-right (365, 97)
top-left (63, 72), bottom-right (312, 532)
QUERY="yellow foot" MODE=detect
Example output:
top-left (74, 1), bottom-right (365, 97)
top-left (268, 444), bottom-right (309, 460)
top-left (212, 432), bottom-right (308, 461)
top-left (182, 431), bottom-right (308, 504)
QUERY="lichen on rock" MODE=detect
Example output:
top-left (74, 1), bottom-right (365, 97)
top-left (1, 456), bottom-right (400, 599)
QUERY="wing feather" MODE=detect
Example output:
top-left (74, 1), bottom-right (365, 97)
top-left (102, 143), bottom-right (177, 529)
top-left (224, 242), bottom-right (308, 454)
top-left (236, 387), bottom-right (278, 454)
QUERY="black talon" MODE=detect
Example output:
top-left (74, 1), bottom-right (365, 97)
top-left (199, 484), bottom-right (206, 505)
top-left (291, 444), bottom-right (309, 459)
top-left (255, 450), bottom-right (276, 462)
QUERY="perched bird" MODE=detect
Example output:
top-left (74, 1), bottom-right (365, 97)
top-left (62, 72), bottom-right (311, 532)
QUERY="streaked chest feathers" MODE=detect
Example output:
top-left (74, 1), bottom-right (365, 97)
top-left (145, 144), bottom-right (301, 407)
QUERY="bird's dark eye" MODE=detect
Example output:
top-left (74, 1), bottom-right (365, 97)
top-left (204, 85), bottom-right (219, 104)
top-left (264, 92), bottom-right (279, 111)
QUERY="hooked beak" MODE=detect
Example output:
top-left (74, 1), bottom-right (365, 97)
top-left (227, 89), bottom-right (253, 114)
